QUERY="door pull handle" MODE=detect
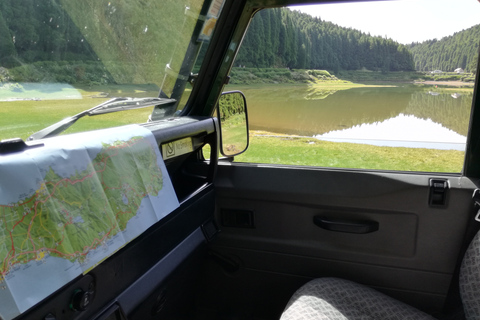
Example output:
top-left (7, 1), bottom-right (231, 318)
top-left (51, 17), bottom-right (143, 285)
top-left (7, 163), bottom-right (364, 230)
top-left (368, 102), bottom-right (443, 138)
top-left (313, 216), bottom-right (379, 234)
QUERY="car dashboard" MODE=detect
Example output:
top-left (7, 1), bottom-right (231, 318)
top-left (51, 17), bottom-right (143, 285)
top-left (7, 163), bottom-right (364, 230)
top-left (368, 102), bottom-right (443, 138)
top-left (3, 116), bottom-right (218, 320)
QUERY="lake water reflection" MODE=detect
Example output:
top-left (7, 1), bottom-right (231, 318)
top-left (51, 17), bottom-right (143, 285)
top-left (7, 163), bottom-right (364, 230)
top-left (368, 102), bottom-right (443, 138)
top-left (229, 84), bottom-right (472, 151)
top-left (316, 113), bottom-right (466, 150)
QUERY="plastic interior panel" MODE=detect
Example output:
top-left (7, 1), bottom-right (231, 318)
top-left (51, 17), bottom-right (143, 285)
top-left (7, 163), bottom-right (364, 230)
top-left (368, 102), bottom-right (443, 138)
top-left (209, 163), bottom-right (477, 314)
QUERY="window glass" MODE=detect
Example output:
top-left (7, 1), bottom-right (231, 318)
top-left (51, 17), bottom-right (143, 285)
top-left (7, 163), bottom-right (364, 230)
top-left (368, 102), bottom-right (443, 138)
top-left (0, 0), bottom-right (223, 141)
top-left (226, 0), bottom-right (479, 173)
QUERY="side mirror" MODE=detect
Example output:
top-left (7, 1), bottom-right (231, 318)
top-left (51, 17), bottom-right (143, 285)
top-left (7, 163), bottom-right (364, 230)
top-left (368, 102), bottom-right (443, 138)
top-left (217, 91), bottom-right (249, 157)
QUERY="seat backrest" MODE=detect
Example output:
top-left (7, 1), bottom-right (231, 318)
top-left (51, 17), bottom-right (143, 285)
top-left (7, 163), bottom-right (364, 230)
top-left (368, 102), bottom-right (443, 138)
top-left (460, 230), bottom-right (480, 320)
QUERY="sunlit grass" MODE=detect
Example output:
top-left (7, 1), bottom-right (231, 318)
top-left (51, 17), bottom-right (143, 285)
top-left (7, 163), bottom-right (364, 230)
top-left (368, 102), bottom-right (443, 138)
top-left (0, 98), bottom-right (154, 141)
top-left (0, 98), bottom-right (185, 141)
top-left (0, 85), bottom-right (163, 141)
top-left (232, 131), bottom-right (464, 173)
top-left (308, 81), bottom-right (397, 89)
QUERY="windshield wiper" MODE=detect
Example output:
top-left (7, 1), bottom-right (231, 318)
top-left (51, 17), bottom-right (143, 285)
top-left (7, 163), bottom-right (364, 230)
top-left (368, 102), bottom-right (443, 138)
top-left (27, 97), bottom-right (176, 141)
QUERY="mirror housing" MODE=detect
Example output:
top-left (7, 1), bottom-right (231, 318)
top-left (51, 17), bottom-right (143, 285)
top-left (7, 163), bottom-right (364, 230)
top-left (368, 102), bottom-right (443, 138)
top-left (217, 91), bottom-right (249, 157)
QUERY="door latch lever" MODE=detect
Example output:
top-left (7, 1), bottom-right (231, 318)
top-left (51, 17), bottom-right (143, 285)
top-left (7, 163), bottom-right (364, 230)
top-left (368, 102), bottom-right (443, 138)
top-left (472, 189), bottom-right (480, 222)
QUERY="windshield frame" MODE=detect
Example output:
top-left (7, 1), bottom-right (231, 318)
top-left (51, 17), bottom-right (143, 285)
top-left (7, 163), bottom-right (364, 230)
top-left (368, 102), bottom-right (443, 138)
top-left (153, 0), bottom-right (226, 120)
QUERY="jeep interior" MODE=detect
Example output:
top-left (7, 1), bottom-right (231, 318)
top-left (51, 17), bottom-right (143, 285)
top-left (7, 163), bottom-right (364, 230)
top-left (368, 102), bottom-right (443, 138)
top-left (1, 0), bottom-right (480, 320)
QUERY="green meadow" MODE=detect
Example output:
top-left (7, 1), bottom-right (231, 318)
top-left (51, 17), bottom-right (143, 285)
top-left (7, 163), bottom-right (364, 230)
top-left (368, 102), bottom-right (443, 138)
top-left (0, 84), bottom-right (159, 141)
top-left (233, 132), bottom-right (464, 173)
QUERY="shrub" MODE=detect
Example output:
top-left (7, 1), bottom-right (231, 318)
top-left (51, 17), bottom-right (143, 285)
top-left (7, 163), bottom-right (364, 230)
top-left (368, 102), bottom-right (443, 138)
top-left (461, 75), bottom-right (476, 82)
top-left (307, 69), bottom-right (331, 77)
top-left (434, 74), bottom-right (462, 81)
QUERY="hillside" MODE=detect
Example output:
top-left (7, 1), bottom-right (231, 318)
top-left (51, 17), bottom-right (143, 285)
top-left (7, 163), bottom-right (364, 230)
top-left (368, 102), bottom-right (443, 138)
top-left (1, 2), bottom-right (478, 84)
top-left (0, 0), bottom-right (95, 67)
top-left (408, 25), bottom-right (480, 73)
top-left (236, 8), bottom-right (480, 77)
top-left (235, 8), bottom-right (415, 72)
top-left (0, 0), bottom-right (198, 86)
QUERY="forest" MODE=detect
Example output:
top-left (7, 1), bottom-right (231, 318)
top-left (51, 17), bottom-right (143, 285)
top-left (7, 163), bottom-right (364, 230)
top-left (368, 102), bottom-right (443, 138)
top-left (236, 8), bottom-right (480, 74)
top-left (0, 0), bottom-right (96, 67)
top-left (0, 0), bottom-right (196, 85)
top-left (0, 1), bottom-right (478, 84)
top-left (408, 25), bottom-right (480, 73)
top-left (235, 8), bottom-right (415, 72)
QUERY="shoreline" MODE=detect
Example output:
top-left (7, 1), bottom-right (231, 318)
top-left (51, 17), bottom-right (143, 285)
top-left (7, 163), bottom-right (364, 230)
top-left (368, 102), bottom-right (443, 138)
top-left (415, 80), bottom-right (474, 87)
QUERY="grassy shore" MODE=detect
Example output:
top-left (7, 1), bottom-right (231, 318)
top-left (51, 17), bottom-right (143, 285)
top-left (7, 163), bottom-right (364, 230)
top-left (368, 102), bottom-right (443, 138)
top-left (229, 67), bottom-right (475, 87)
top-left (232, 131), bottom-right (464, 173)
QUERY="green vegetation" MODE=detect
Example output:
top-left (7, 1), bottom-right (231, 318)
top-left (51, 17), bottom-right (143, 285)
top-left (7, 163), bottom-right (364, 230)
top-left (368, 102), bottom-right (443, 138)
top-left (218, 92), bottom-right (246, 121)
top-left (219, 113), bottom-right (248, 155)
top-left (230, 67), bottom-right (476, 86)
top-left (229, 67), bottom-right (420, 85)
top-left (336, 70), bottom-right (425, 83)
top-left (0, 0), bottom-right (96, 68)
top-left (406, 90), bottom-right (473, 137)
top-left (0, 99), bottom-right (154, 141)
top-left (230, 67), bottom-right (342, 84)
top-left (0, 0), bottom-right (199, 87)
top-left (419, 73), bottom-right (476, 83)
top-left (235, 133), bottom-right (464, 173)
top-left (218, 93), bottom-right (248, 155)
top-left (0, 0), bottom-right (475, 175)
top-left (222, 83), bottom-right (471, 173)
top-left (234, 7), bottom-right (479, 80)
top-left (1, 1), bottom-right (477, 88)
top-left (235, 8), bottom-right (415, 72)
top-left (0, 84), bottom-right (159, 141)
top-left (408, 25), bottom-right (480, 73)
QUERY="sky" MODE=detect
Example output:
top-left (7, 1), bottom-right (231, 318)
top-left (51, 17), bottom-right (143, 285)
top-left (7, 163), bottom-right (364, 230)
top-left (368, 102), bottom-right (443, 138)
top-left (291, 0), bottom-right (480, 44)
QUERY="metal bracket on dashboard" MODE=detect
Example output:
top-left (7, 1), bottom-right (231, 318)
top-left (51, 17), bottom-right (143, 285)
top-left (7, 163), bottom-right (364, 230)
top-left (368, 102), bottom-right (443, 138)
top-left (0, 138), bottom-right (43, 155)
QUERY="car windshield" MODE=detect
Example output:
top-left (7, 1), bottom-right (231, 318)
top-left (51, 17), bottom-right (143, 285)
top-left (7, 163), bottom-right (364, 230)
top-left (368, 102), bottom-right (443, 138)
top-left (0, 0), bottom-right (224, 141)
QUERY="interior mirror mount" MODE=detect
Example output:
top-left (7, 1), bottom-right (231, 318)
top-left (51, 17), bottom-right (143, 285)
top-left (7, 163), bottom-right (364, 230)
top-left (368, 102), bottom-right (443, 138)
top-left (217, 91), bottom-right (249, 157)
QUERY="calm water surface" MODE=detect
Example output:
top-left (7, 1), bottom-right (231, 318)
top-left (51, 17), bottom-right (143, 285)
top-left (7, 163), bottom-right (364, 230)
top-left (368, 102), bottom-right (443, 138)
top-left (228, 84), bottom-right (472, 150)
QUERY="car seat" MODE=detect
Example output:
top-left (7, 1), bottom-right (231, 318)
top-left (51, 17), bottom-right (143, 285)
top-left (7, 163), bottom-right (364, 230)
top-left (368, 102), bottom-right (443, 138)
top-left (280, 229), bottom-right (480, 320)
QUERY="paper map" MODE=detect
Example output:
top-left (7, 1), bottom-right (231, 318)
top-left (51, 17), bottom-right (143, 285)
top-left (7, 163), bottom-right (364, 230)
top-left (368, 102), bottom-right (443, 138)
top-left (0, 125), bottom-right (179, 319)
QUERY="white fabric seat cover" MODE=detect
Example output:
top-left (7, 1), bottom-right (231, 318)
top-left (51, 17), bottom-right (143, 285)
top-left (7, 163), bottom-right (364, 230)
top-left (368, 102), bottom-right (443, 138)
top-left (280, 277), bottom-right (435, 320)
top-left (281, 228), bottom-right (480, 319)
top-left (460, 229), bottom-right (480, 320)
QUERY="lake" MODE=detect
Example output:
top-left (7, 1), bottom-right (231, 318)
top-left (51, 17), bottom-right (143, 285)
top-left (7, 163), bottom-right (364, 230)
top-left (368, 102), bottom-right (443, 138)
top-left (227, 84), bottom-right (472, 151)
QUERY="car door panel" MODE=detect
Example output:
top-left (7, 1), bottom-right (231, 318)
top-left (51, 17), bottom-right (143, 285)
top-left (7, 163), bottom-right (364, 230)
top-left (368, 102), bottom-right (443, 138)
top-left (206, 163), bottom-right (476, 316)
